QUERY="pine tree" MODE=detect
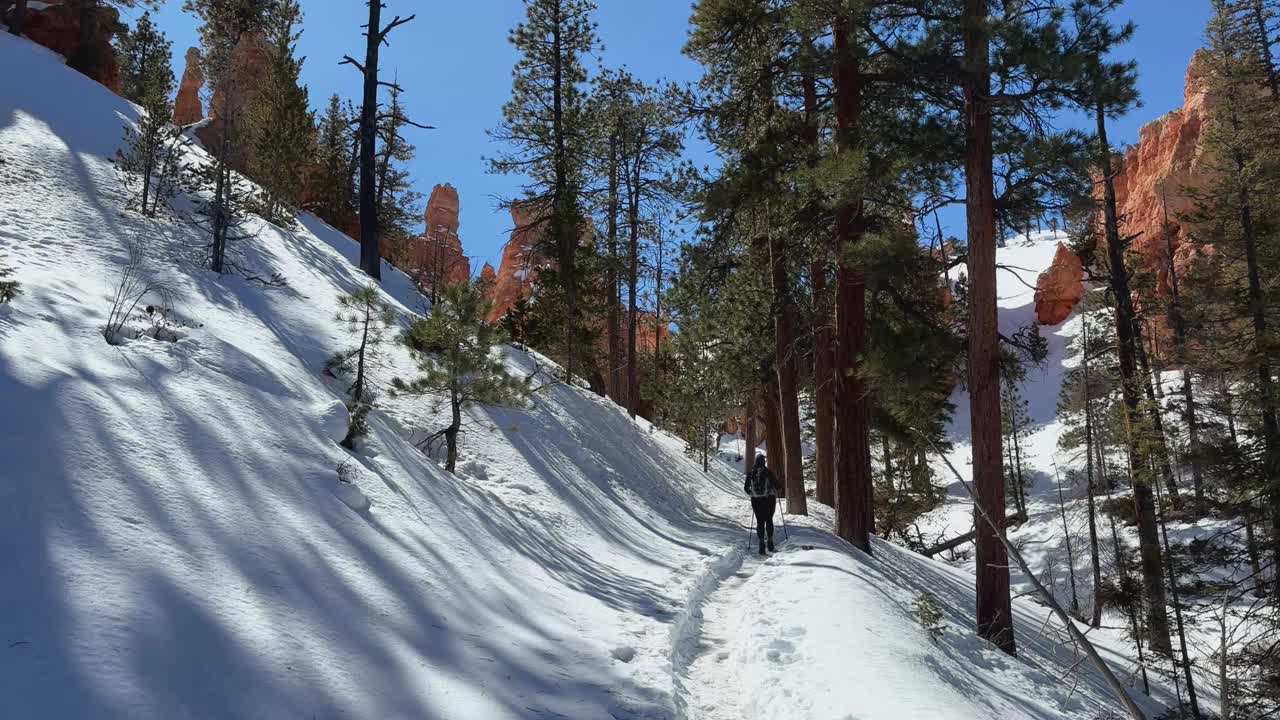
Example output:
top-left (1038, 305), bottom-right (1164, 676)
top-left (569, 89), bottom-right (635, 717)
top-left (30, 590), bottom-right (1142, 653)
top-left (373, 83), bottom-right (424, 244)
top-left (397, 282), bottom-right (530, 473)
top-left (113, 11), bottom-right (180, 218)
top-left (587, 71), bottom-right (684, 418)
top-left (247, 0), bottom-right (312, 226)
top-left (1187, 0), bottom-right (1280, 597)
top-left (310, 94), bottom-right (357, 231)
top-left (327, 286), bottom-right (397, 449)
top-left (489, 0), bottom-right (599, 382)
top-left (69, 1), bottom-right (155, 86)
top-left (116, 11), bottom-right (170, 105)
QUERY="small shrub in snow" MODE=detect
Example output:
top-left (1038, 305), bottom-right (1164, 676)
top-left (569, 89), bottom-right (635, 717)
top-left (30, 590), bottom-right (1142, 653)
top-left (103, 241), bottom-right (176, 345)
top-left (913, 591), bottom-right (945, 644)
top-left (337, 457), bottom-right (361, 484)
top-left (394, 281), bottom-right (530, 473)
top-left (327, 286), bottom-right (397, 449)
top-left (0, 264), bottom-right (19, 304)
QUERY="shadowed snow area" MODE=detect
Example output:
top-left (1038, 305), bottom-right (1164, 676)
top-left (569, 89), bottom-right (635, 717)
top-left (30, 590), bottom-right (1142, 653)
top-left (1, 31), bottom-right (1183, 719)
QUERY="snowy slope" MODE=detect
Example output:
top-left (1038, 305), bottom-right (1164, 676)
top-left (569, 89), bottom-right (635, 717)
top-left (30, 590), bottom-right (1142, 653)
top-left (1, 31), bottom-right (1182, 720)
top-left (0, 34), bottom-right (745, 719)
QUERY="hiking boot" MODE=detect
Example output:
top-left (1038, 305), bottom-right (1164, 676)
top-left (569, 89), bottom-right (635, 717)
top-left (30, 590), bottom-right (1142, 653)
top-left (767, 539), bottom-right (776, 552)
top-left (758, 540), bottom-right (767, 556)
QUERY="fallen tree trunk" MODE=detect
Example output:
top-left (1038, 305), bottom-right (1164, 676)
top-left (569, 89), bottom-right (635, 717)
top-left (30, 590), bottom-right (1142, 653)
top-left (921, 528), bottom-right (977, 558)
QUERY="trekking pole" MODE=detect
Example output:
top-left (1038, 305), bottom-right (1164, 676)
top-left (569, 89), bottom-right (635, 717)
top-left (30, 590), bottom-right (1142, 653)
top-left (777, 499), bottom-right (789, 541)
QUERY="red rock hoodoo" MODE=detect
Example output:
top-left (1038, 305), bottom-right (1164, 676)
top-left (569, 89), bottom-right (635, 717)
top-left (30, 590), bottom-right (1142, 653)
top-left (17, 1), bottom-right (124, 93)
top-left (174, 47), bottom-right (204, 126)
top-left (402, 184), bottom-right (471, 291)
top-left (1033, 242), bottom-right (1085, 325)
top-left (485, 203), bottom-right (546, 323)
top-left (196, 31), bottom-right (270, 168)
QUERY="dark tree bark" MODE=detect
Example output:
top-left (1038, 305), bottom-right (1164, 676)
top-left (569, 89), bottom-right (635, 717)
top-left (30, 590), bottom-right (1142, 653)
top-left (345, 3), bottom-right (414, 281)
top-left (770, 231), bottom-right (807, 514)
top-left (1134, 324), bottom-right (1182, 509)
top-left (357, 1), bottom-right (383, 280)
top-left (1155, 479), bottom-right (1202, 719)
top-left (762, 369), bottom-right (785, 485)
top-left (1096, 99), bottom-right (1173, 655)
top-left (964, 0), bottom-right (1015, 654)
top-left (802, 66), bottom-right (836, 508)
top-left (626, 149), bottom-right (642, 419)
top-left (743, 399), bottom-right (757, 484)
top-left (831, 14), bottom-right (872, 551)
top-left (1083, 321), bottom-right (1105, 628)
top-left (605, 134), bottom-right (624, 404)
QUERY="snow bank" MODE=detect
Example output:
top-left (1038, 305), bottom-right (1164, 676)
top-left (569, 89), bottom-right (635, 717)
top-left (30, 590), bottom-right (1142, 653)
top-left (729, 530), bottom-right (1166, 720)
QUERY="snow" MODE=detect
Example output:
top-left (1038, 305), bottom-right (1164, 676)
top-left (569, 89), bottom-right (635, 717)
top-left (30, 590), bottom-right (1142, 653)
top-left (0, 31), bottom-right (1195, 720)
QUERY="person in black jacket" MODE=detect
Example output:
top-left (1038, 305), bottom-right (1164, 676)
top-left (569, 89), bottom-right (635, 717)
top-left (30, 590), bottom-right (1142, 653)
top-left (743, 454), bottom-right (777, 555)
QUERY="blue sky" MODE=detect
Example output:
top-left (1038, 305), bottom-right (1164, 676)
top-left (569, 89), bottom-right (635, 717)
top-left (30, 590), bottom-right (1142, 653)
top-left (140, 0), bottom-right (1212, 270)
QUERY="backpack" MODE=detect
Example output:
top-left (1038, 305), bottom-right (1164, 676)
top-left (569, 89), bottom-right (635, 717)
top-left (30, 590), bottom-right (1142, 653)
top-left (747, 465), bottom-right (774, 497)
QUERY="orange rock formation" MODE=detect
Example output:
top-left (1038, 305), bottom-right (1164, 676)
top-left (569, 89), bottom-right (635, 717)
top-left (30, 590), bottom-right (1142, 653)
top-left (1033, 242), bottom-right (1085, 325)
top-left (174, 47), bottom-right (204, 126)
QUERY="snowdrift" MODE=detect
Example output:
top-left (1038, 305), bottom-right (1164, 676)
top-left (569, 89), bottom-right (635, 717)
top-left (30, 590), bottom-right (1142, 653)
top-left (1, 31), bottom-right (1180, 719)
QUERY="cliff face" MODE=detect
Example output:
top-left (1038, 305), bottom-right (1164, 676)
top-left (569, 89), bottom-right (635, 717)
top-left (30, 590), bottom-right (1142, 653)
top-left (1032, 51), bottom-right (1218, 339)
top-left (1109, 50), bottom-right (1220, 352)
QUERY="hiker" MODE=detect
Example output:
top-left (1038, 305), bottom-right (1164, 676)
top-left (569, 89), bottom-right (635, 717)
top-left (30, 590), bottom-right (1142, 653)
top-left (743, 454), bottom-right (777, 555)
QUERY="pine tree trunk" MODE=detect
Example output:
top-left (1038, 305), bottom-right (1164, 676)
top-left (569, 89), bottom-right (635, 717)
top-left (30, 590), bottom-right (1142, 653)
top-left (627, 164), bottom-right (640, 419)
top-left (744, 401), bottom-right (757, 484)
top-left (1164, 202), bottom-right (1206, 511)
top-left (802, 67), bottom-right (836, 508)
top-left (1011, 408), bottom-right (1027, 521)
top-left (1224, 392), bottom-right (1268, 598)
top-left (654, 227), bottom-right (665, 415)
top-left (1083, 324), bottom-right (1105, 628)
top-left (550, 4), bottom-right (579, 383)
top-left (831, 14), bottom-right (872, 552)
top-left (965, 0), bottom-right (1014, 654)
top-left (1055, 464), bottom-right (1081, 617)
top-left (1135, 324), bottom-right (1182, 508)
top-left (446, 395), bottom-right (461, 473)
top-left (770, 231), bottom-right (807, 515)
top-left (1097, 100), bottom-right (1173, 655)
top-left (606, 133), bottom-right (623, 404)
top-left (762, 370), bottom-right (784, 486)
top-left (1155, 480), bottom-right (1202, 719)
top-left (357, 0), bottom-right (382, 280)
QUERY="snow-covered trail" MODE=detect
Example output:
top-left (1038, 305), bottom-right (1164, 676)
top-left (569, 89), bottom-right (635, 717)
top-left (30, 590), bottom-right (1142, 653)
top-left (679, 538), bottom-right (765, 720)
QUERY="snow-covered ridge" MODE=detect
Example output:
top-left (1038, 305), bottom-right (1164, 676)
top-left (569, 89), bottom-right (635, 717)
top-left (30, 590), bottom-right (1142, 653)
top-left (1, 31), bottom-right (1185, 719)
